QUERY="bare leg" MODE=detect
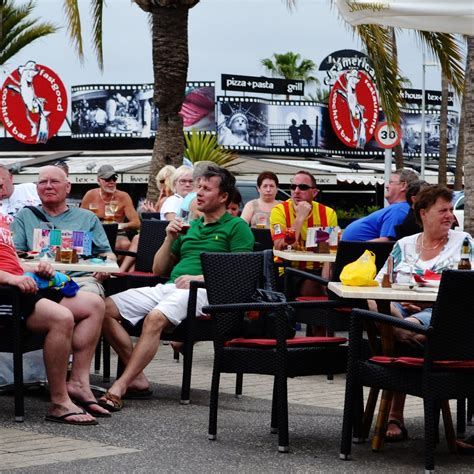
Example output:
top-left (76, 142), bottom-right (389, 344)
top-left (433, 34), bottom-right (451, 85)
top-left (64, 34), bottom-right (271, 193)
top-left (102, 297), bottom-right (150, 391)
top-left (387, 393), bottom-right (407, 438)
top-left (26, 299), bottom-right (95, 423)
top-left (59, 291), bottom-right (109, 415)
top-left (102, 308), bottom-right (172, 404)
top-left (115, 236), bottom-right (132, 264)
top-left (119, 234), bottom-right (139, 272)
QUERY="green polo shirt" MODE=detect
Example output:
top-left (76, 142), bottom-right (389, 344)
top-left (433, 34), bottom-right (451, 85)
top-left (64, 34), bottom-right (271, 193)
top-left (169, 212), bottom-right (254, 283)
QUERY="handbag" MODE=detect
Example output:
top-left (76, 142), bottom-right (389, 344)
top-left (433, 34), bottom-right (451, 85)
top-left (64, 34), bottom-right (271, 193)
top-left (339, 249), bottom-right (378, 286)
top-left (243, 289), bottom-right (296, 339)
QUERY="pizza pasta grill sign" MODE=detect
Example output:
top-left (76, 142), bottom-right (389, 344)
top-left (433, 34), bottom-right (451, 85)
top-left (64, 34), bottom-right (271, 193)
top-left (329, 70), bottom-right (379, 149)
top-left (1, 61), bottom-right (67, 144)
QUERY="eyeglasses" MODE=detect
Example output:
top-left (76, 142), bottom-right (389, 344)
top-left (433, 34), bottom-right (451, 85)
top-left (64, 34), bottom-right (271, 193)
top-left (178, 179), bottom-right (194, 185)
top-left (388, 180), bottom-right (401, 185)
top-left (159, 179), bottom-right (166, 184)
top-left (37, 179), bottom-right (66, 187)
top-left (102, 175), bottom-right (118, 182)
top-left (290, 184), bottom-right (315, 191)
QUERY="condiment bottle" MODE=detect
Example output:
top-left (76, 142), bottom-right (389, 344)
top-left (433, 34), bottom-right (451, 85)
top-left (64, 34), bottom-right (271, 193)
top-left (458, 237), bottom-right (471, 270)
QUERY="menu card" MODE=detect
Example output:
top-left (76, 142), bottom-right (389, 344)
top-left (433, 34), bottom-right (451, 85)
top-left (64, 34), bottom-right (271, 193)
top-left (33, 228), bottom-right (93, 255)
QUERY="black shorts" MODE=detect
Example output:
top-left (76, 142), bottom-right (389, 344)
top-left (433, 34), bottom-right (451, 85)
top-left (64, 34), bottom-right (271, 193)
top-left (21, 289), bottom-right (64, 320)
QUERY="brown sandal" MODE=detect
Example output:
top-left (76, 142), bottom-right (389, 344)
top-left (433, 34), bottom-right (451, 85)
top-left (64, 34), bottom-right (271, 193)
top-left (97, 391), bottom-right (124, 412)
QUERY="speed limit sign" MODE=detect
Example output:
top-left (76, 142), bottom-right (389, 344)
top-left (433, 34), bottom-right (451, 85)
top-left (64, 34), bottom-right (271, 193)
top-left (374, 122), bottom-right (402, 149)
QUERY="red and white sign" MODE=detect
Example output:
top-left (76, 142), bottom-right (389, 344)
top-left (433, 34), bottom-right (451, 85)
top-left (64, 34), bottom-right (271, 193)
top-left (374, 122), bottom-right (402, 149)
top-left (328, 70), bottom-right (379, 149)
top-left (0, 61), bottom-right (67, 144)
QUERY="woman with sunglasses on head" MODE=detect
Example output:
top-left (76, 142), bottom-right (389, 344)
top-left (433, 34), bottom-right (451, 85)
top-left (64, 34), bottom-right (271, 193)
top-left (81, 165), bottom-right (140, 254)
top-left (241, 171), bottom-right (280, 228)
top-left (140, 165), bottom-right (176, 214)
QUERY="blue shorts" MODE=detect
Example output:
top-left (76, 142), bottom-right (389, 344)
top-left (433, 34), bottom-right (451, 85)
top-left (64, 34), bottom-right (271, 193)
top-left (393, 302), bottom-right (433, 326)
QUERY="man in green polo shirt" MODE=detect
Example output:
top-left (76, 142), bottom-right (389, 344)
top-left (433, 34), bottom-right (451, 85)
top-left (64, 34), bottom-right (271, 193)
top-left (99, 165), bottom-right (254, 410)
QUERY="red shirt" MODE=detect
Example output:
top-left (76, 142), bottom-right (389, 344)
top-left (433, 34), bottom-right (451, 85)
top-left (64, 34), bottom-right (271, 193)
top-left (0, 215), bottom-right (23, 275)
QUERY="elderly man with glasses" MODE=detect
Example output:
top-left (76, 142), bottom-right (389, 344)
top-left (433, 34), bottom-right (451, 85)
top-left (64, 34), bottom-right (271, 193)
top-left (11, 165), bottom-right (114, 296)
top-left (341, 168), bottom-right (419, 242)
top-left (81, 164), bottom-right (140, 254)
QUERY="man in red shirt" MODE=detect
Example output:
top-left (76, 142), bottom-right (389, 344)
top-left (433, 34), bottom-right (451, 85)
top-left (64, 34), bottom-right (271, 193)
top-left (0, 214), bottom-right (109, 424)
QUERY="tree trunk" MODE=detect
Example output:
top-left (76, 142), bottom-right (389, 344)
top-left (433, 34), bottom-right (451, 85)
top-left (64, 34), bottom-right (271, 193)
top-left (438, 71), bottom-right (448, 186)
top-left (463, 36), bottom-right (474, 236)
top-left (454, 96), bottom-right (465, 190)
top-left (390, 28), bottom-right (404, 169)
top-left (146, 4), bottom-right (192, 202)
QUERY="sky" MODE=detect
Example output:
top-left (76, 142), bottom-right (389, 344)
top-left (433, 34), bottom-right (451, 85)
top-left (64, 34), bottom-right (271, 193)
top-left (1, 0), bottom-right (453, 99)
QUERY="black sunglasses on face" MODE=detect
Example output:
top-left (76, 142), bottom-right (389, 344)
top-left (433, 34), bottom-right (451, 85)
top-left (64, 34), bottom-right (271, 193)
top-left (290, 184), bottom-right (314, 191)
top-left (102, 175), bottom-right (118, 182)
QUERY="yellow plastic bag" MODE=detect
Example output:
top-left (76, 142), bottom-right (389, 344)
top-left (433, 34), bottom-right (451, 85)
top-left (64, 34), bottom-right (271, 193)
top-left (339, 250), bottom-right (379, 286)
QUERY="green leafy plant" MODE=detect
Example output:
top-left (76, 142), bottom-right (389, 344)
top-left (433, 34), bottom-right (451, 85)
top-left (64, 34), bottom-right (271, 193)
top-left (336, 205), bottom-right (381, 220)
top-left (183, 131), bottom-right (238, 167)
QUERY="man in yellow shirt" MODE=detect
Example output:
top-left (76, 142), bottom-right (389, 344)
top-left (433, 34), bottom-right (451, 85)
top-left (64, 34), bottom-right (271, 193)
top-left (271, 170), bottom-right (338, 296)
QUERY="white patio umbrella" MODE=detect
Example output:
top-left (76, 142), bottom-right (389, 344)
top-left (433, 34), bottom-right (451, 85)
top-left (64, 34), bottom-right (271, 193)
top-left (335, 0), bottom-right (474, 36)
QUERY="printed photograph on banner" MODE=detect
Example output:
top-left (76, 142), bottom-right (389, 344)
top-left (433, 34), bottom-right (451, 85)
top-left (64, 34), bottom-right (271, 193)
top-left (401, 110), bottom-right (459, 157)
top-left (180, 84), bottom-right (215, 132)
top-left (217, 101), bottom-right (268, 147)
top-left (266, 104), bottom-right (322, 148)
top-left (71, 85), bottom-right (157, 137)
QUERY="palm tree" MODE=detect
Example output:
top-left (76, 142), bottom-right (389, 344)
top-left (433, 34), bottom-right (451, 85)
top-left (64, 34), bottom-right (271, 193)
top-left (0, 0), bottom-right (58, 67)
top-left (184, 131), bottom-right (237, 167)
top-left (462, 36), bottom-right (473, 236)
top-left (261, 51), bottom-right (318, 99)
top-left (438, 71), bottom-right (448, 186)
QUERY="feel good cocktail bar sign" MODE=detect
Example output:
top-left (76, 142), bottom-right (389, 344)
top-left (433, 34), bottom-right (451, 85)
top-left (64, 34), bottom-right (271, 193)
top-left (1, 61), bottom-right (67, 144)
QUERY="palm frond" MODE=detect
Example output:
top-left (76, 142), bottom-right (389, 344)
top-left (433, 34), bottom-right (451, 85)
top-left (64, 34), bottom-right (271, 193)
top-left (356, 24), bottom-right (402, 124)
top-left (184, 132), bottom-right (238, 167)
top-left (63, 0), bottom-right (83, 62)
top-left (415, 31), bottom-right (465, 96)
top-left (0, 0), bottom-right (58, 66)
top-left (90, 0), bottom-right (104, 70)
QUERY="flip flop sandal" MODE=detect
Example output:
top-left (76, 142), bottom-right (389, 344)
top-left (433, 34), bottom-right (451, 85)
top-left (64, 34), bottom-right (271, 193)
top-left (97, 391), bottom-right (124, 412)
top-left (123, 388), bottom-right (154, 400)
top-left (456, 439), bottom-right (474, 454)
top-left (45, 410), bottom-right (98, 426)
top-left (73, 400), bottom-right (112, 417)
top-left (385, 419), bottom-right (408, 442)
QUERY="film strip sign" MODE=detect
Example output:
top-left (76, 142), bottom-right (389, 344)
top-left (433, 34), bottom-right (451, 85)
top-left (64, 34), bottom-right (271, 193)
top-left (400, 108), bottom-right (459, 160)
top-left (71, 84), bottom-right (155, 138)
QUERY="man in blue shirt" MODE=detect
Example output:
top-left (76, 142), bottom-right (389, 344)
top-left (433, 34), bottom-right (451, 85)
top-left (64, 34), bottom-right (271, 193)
top-left (342, 169), bottom-right (418, 241)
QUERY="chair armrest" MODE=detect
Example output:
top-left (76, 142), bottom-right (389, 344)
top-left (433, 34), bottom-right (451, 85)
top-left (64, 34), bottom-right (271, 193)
top-left (289, 299), bottom-right (350, 310)
top-left (352, 308), bottom-right (430, 336)
top-left (202, 301), bottom-right (286, 314)
top-left (113, 250), bottom-right (137, 258)
top-left (284, 268), bottom-right (329, 299)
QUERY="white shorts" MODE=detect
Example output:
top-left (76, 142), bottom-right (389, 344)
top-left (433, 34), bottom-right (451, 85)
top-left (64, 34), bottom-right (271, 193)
top-left (110, 283), bottom-right (208, 327)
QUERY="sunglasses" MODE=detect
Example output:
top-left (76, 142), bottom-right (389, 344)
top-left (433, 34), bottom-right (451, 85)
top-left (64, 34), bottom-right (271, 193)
top-left (290, 184), bottom-right (315, 191)
top-left (159, 179), bottom-right (166, 184)
top-left (102, 175), bottom-right (118, 182)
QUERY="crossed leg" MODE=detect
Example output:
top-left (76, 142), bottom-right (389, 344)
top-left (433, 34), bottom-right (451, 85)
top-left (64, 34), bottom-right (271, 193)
top-left (101, 297), bottom-right (173, 405)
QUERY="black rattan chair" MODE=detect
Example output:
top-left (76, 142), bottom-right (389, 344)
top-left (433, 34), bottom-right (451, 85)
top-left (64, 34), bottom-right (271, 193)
top-left (251, 227), bottom-right (273, 251)
top-left (0, 285), bottom-right (44, 421)
top-left (340, 270), bottom-right (474, 472)
top-left (285, 240), bottom-right (395, 337)
top-left (201, 251), bottom-right (348, 452)
top-left (102, 223), bottom-right (118, 251)
top-left (141, 212), bottom-right (161, 220)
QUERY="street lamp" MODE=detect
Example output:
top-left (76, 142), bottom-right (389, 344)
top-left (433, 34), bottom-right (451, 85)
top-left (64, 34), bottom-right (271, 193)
top-left (420, 56), bottom-right (439, 179)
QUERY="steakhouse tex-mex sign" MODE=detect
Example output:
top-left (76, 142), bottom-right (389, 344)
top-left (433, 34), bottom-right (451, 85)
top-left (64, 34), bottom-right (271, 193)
top-left (221, 74), bottom-right (305, 96)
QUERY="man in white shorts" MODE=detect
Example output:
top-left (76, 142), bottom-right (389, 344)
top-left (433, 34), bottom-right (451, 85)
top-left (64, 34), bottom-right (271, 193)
top-left (99, 165), bottom-right (254, 411)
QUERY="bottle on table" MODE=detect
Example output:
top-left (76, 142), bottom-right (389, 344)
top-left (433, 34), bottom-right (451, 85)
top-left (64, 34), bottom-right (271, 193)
top-left (458, 237), bottom-right (471, 270)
